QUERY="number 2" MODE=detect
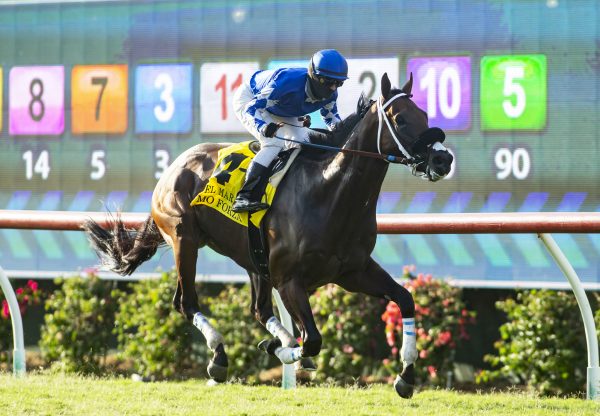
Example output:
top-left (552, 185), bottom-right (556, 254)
top-left (359, 71), bottom-right (376, 98)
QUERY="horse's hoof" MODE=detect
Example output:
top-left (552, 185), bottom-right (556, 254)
top-left (394, 374), bottom-right (414, 399)
top-left (206, 379), bottom-right (220, 387)
top-left (207, 360), bottom-right (228, 383)
top-left (257, 338), bottom-right (282, 356)
top-left (295, 357), bottom-right (317, 372)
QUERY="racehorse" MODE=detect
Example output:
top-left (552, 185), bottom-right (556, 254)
top-left (83, 73), bottom-right (453, 398)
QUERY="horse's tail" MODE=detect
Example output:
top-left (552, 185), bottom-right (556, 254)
top-left (82, 213), bottom-right (166, 276)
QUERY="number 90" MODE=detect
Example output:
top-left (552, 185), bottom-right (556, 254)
top-left (495, 147), bottom-right (530, 180)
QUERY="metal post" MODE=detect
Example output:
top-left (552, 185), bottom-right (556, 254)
top-left (272, 289), bottom-right (296, 389)
top-left (538, 233), bottom-right (600, 400)
top-left (0, 266), bottom-right (26, 377)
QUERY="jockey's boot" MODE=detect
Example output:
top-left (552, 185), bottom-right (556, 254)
top-left (232, 162), bottom-right (270, 213)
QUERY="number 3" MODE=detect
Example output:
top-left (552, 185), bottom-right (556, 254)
top-left (154, 73), bottom-right (175, 123)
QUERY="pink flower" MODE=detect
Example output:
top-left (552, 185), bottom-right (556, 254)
top-left (342, 344), bottom-right (354, 354)
top-left (386, 332), bottom-right (396, 347)
top-left (27, 280), bottom-right (38, 292)
top-left (419, 349), bottom-right (428, 359)
top-left (391, 347), bottom-right (398, 355)
top-left (427, 365), bottom-right (437, 378)
top-left (15, 288), bottom-right (24, 295)
top-left (382, 358), bottom-right (390, 366)
top-left (1, 300), bottom-right (10, 319)
top-left (435, 331), bottom-right (452, 347)
top-left (403, 264), bottom-right (416, 275)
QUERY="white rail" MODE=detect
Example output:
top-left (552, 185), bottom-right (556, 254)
top-left (0, 266), bottom-right (26, 377)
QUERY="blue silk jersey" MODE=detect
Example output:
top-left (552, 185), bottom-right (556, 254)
top-left (246, 67), bottom-right (341, 136)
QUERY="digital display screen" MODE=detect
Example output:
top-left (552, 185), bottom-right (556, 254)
top-left (1, 0), bottom-right (599, 287)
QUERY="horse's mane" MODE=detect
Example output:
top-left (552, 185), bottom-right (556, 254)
top-left (305, 94), bottom-right (374, 156)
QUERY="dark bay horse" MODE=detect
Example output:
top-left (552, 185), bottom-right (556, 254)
top-left (83, 73), bottom-right (453, 398)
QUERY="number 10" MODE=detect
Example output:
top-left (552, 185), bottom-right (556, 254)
top-left (420, 67), bottom-right (461, 119)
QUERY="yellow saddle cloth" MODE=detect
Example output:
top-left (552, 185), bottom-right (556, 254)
top-left (190, 141), bottom-right (299, 227)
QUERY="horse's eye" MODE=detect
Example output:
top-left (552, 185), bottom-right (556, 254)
top-left (394, 115), bottom-right (406, 126)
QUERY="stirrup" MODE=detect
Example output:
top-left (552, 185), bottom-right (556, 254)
top-left (231, 197), bottom-right (270, 213)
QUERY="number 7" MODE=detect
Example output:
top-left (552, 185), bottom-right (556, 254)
top-left (91, 77), bottom-right (108, 121)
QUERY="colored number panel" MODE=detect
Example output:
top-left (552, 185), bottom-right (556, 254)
top-left (407, 56), bottom-right (471, 130)
top-left (337, 58), bottom-right (399, 119)
top-left (267, 60), bottom-right (325, 129)
top-left (71, 65), bottom-right (128, 134)
top-left (9, 66), bottom-right (64, 135)
top-left (480, 54), bottom-right (547, 130)
top-left (135, 64), bottom-right (192, 134)
top-left (200, 62), bottom-right (259, 133)
top-left (0, 68), bottom-right (2, 132)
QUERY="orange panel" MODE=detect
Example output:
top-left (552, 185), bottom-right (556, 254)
top-left (71, 65), bottom-right (128, 134)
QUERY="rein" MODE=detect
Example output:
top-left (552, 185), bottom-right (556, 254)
top-left (272, 135), bottom-right (412, 164)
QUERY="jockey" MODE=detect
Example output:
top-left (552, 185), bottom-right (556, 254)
top-left (231, 49), bottom-right (348, 212)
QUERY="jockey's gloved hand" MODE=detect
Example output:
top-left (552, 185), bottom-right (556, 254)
top-left (298, 115), bottom-right (311, 128)
top-left (263, 122), bottom-right (284, 138)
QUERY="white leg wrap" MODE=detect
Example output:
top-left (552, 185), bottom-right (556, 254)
top-left (400, 318), bottom-right (418, 367)
top-left (266, 316), bottom-right (297, 347)
top-left (193, 312), bottom-right (224, 352)
top-left (274, 346), bottom-right (303, 364)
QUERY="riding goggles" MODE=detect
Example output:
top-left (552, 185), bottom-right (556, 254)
top-left (316, 76), bottom-right (344, 88)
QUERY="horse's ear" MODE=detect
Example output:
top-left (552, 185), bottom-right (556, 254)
top-left (381, 73), bottom-right (391, 99)
top-left (402, 72), bottom-right (414, 95)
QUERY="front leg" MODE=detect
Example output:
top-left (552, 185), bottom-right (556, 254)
top-left (336, 257), bottom-right (416, 399)
top-left (251, 272), bottom-right (317, 371)
top-left (277, 277), bottom-right (322, 358)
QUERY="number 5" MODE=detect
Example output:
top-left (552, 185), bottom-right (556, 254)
top-left (502, 66), bottom-right (525, 118)
top-left (90, 150), bottom-right (106, 180)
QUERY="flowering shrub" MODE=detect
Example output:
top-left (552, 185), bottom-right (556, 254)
top-left (381, 266), bottom-right (475, 385)
top-left (0, 279), bottom-right (42, 362)
top-left (310, 284), bottom-right (388, 383)
top-left (479, 290), bottom-right (600, 396)
top-left (40, 274), bottom-right (122, 374)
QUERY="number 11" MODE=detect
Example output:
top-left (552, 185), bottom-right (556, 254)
top-left (215, 73), bottom-right (243, 120)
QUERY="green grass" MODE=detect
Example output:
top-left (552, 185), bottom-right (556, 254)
top-left (1, 373), bottom-right (599, 416)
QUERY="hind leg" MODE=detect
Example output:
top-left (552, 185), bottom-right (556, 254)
top-left (336, 257), bottom-right (416, 399)
top-left (173, 234), bottom-right (228, 382)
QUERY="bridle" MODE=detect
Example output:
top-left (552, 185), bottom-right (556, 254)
top-left (273, 93), bottom-right (448, 179)
top-left (376, 93), bottom-right (448, 180)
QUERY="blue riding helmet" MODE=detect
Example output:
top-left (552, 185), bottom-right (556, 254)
top-left (310, 49), bottom-right (349, 80)
top-left (307, 49), bottom-right (348, 100)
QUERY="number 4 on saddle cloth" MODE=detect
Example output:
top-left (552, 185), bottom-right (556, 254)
top-left (190, 140), bottom-right (299, 227)
top-left (190, 140), bottom-right (300, 277)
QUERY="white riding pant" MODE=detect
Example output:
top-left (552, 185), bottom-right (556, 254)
top-left (232, 82), bottom-right (312, 168)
